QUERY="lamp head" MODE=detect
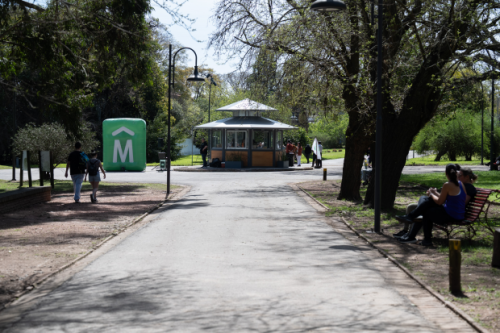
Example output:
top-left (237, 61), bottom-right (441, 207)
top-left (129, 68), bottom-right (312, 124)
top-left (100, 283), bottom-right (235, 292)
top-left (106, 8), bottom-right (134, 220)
top-left (310, 0), bottom-right (347, 11)
top-left (187, 66), bottom-right (206, 82)
top-left (204, 72), bottom-right (218, 86)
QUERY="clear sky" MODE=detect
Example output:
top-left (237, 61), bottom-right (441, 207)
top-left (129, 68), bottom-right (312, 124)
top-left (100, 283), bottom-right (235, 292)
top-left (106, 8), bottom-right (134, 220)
top-left (151, 0), bottom-right (237, 75)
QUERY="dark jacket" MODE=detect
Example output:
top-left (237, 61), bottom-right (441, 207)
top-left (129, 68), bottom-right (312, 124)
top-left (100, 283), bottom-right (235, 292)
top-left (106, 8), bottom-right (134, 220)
top-left (304, 145), bottom-right (312, 155)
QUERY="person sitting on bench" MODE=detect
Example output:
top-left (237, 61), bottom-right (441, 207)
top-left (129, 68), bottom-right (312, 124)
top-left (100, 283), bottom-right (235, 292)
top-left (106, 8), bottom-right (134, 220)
top-left (393, 164), bottom-right (462, 239)
top-left (394, 164), bottom-right (467, 246)
top-left (485, 155), bottom-right (500, 169)
top-left (458, 167), bottom-right (478, 204)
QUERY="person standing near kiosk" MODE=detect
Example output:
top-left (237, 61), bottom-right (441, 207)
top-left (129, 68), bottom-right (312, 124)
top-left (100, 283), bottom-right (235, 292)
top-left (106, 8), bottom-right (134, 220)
top-left (286, 140), bottom-right (294, 167)
top-left (200, 138), bottom-right (208, 168)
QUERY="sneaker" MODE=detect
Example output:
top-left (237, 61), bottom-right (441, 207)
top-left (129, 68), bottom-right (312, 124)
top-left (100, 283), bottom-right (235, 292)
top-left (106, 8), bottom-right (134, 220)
top-left (398, 237), bottom-right (418, 244)
top-left (393, 230), bottom-right (408, 238)
top-left (418, 239), bottom-right (433, 247)
top-left (395, 215), bottom-right (413, 224)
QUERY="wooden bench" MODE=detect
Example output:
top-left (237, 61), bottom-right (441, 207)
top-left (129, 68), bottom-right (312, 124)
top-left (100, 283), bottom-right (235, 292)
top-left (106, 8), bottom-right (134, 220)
top-left (413, 188), bottom-right (499, 239)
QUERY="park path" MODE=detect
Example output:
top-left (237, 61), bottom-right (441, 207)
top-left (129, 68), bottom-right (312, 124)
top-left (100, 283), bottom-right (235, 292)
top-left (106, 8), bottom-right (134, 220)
top-left (0, 172), bottom-right (464, 333)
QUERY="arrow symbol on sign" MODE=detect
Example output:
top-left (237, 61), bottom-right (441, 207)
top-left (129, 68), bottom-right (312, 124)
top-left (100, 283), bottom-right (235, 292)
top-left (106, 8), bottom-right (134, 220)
top-left (112, 127), bottom-right (135, 136)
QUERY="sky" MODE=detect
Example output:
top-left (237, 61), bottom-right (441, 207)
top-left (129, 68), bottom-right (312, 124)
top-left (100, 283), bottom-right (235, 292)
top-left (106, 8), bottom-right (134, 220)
top-left (151, 0), bottom-right (237, 75)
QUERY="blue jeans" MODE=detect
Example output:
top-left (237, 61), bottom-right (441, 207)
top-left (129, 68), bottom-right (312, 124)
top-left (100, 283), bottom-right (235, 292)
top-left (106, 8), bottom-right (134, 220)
top-left (71, 174), bottom-right (84, 201)
top-left (201, 153), bottom-right (207, 167)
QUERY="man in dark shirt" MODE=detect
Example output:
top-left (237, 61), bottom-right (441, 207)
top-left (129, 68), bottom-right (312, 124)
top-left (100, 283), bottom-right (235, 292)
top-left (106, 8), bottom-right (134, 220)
top-left (200, 138), bottom-right (208, 168)
top-left (286, 140), bottom-right (294, 166)
top-left (304, 144), bottom-right (312, 163)
top-left (65, 142), bottom-right (86, 203)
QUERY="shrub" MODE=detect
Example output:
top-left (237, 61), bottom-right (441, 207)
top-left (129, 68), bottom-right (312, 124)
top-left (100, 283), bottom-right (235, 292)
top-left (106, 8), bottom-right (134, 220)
top-left (12, 122), bottom-right (99, 168)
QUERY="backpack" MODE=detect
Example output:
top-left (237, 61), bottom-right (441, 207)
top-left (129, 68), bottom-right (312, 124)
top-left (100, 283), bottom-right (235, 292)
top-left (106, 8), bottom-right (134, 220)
top-left (210, 158), bottom-right (221, 168)
top-left (88, 159), bottom-right (99, 176)
top-left (79, 152), bottom-right (89, 172)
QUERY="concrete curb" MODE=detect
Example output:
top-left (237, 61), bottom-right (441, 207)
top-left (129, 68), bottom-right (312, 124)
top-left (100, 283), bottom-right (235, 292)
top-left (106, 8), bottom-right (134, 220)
top-left (1, 185), bottom-right (191, 311)
top-left (174, 167), bottom-right (314, 172)
top-left (295, 184), bottom-right (491, 333)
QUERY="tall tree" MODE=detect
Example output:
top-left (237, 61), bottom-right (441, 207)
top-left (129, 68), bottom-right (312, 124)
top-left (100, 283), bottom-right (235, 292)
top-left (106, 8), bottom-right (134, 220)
top-left (210, 0), bottom-right (500, 208)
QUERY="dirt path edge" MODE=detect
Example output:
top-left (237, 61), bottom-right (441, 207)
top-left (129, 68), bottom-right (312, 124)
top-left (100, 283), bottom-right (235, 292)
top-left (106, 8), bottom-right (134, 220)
top-left (0, 185), bottom-right (191, 312)
top-left (294, 184), bottom-right (491, 333)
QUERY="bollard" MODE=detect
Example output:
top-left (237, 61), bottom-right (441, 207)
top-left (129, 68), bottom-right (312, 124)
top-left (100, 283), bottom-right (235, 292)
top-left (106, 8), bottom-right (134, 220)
top-left (323, 168), bottom-right (327, 181)
top-left (492, 228), bottom-right (500, 268)
top-left (449, 239), bottom-right (461, 293)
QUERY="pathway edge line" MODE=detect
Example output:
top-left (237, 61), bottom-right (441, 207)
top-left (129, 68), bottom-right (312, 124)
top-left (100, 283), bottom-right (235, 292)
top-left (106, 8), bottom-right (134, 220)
top-left (1, 185), bottom-right (191, 311)
top-left (295, 184), bottom-right (490, 333)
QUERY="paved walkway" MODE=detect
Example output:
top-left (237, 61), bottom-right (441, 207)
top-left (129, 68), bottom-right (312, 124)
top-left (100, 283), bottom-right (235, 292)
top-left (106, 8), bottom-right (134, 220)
top-left (0, 166), bottom-right (479, 332)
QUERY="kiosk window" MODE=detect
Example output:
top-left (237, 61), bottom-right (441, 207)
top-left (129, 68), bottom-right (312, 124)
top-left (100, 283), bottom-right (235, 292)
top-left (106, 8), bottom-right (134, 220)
top-left (211, 130), bottom-right (222, 148)
top-left (276, 131), bottom-right (283, 149)
top-left (252, 130), bottom-right (273, 149)
top-left (226, 130), bottom-right (247, 149)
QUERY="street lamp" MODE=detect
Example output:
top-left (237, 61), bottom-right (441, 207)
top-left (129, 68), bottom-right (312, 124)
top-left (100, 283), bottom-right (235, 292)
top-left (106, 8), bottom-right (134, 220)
top-left (205, 73), bottom-right (217, 163)
top-left (491, 73), bottom-right (496, 171)
top-left (167, 45), bottom-right (205, 197)
top-left (480, 82), bottom-right (484, 165)
top-left (311, 0), bottom-right (384, 233)
top-left (310, 0), bottom-right (346, 11)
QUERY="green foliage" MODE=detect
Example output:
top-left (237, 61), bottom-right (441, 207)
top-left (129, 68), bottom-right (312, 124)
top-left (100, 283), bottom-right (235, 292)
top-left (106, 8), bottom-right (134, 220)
top-left (0, 0), bottom-right (153, 133)
top-left (406, 155), bottom-right (481, 166)
top-left (145, 112), bottom-right (181, 163)
top-left (400, 171), bottom-right (500, 191)
top-left (12, 122), bottom-right (99, 167)
top-left (309, 114), bottom-right (347, 148)
top-left (415, 110), bottom-right (500, 161)
top-left (284, 127), bottom-right (309, 146)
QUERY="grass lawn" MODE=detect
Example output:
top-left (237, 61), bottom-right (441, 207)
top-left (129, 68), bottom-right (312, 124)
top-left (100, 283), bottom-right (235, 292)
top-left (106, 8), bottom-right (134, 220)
top-left (400, 171), bottom-right (500, 190)
top-left (146, 155), bottom-right (203, 167)
top-left (321, 149), bottom-right (345, 160)
top-left (406, 154), bottom-right (481, 166)
top-left (0, 164), bottom-right (67, 170)
top-left (0, 179), bottom-right (179, 194)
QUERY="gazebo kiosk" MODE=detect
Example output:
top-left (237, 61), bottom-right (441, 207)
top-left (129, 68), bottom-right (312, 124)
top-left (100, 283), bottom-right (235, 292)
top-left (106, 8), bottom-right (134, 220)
top-left (195, 99), bottom-right (296, 167)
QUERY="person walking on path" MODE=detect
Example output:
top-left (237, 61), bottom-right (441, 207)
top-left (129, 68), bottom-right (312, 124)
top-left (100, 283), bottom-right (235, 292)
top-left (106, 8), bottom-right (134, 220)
top-left (304, 144), bottom-right (311, 163)
top-left (200, 138), bottom-right (208, 168)
top-left (65, 142), bottom-right (87, 203)
top-left (84, 151), bottom-right (106, 203)
top-left (296, 142), bottom-right (302, 167)
top-left (286, 140), bottom-right (294, 166)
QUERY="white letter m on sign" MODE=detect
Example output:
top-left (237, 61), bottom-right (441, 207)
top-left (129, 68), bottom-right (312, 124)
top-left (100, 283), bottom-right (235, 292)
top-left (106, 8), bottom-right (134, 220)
top-left (113, 140), bottom-right (134, 163)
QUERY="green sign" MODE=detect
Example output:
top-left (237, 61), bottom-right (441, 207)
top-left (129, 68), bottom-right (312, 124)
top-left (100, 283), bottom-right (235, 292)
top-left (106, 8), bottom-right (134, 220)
top-left (103, 118), bottom-right (146, 171)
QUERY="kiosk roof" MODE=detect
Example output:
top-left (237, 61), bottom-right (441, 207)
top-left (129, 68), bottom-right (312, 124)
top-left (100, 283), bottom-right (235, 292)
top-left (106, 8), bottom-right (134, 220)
top-left (216, 99), bottom-right (277, 112)
top-left (194, 117), bottom-right (296, 130)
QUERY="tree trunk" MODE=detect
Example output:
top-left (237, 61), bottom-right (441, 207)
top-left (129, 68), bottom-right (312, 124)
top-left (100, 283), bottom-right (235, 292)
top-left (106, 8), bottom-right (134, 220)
top-left (434, 152), bottom-right (445, 161)
top-left (338, 87), bottom-right (372, 202)
top-left (339, 131), bottom-right (370, 201)
top-left (364, 117), bottom-right (416, 209)
top-left (448, 151), bottom-right (457, 161)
